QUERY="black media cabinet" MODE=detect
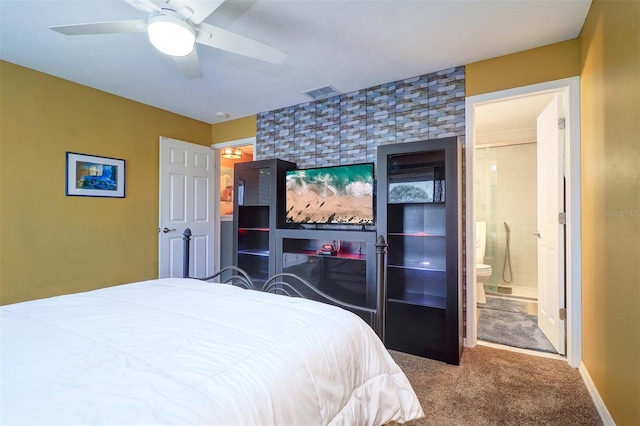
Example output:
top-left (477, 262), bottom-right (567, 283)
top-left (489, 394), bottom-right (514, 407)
top-left (233, 159), bottom-right (296, 288)
top-left (276, 228), bottom-right (378, 326)
top-left (377, 138), bottom-right (463, 365)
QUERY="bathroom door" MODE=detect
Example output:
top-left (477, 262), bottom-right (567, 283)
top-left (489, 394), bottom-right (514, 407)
top-left (536, 96), bottom-right (566, 355)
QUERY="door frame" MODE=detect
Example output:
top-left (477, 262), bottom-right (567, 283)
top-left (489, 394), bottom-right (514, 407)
top-left (211, 137), bottom-right (256, 273)
top-left (464, 77), bottom-right (582, 367)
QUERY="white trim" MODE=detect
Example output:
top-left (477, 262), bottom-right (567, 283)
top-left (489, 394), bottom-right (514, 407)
top-left (579, 362), bottom-right (615, 425)
top-left (212, 136), bottom-right (257, 150)
top-left (477, 340), bottom-right (566, 361)
top-left (464, 77), bottom-right (582, 368)
top-left (212, 146), bottom-right (221, 274)
top-left (564, 78), bottom-right (582, 368)
top-left (464, 110), bottom-right (478, 346)
top-left (475, 140), bottom-right (536, 149)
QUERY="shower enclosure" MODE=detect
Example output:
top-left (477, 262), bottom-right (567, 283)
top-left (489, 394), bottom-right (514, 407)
top-left (474, 143), bottom-right (538, 298)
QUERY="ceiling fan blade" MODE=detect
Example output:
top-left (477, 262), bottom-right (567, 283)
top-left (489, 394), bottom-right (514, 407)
top-left (196, 22), bottom-right (287, 64)
top-left (123, 0), bottom-right (161, 14)
top-left (173, 49), bottom-right (203, 79)
top-left (166, 0), bottom-right (225, 24)
top-left (50, 20), bottom-right (147, 36)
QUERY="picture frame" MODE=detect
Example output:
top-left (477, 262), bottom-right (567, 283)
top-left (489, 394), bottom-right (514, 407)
top-left (65, 152), bottom-right (125, 198)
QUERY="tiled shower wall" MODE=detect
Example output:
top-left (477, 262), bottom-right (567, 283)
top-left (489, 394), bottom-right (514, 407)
top-left (476, 143), bottom-right (538, 293)
top-left (256, 66), bottom-right (466, 167)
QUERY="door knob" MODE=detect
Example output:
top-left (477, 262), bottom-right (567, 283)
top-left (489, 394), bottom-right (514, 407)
top-left (162, 227), bottom-right (176, 233)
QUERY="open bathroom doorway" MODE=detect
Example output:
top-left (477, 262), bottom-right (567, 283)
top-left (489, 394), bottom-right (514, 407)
top-left (464, 78), bottom-right (582, 368)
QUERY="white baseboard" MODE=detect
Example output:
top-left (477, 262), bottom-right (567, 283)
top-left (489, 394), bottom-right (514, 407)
top-left (579, 362), bottom-right (615, 425)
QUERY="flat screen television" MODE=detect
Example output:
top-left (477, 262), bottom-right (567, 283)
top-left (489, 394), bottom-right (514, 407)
top-left (285, 163), bottom-right (374, 225)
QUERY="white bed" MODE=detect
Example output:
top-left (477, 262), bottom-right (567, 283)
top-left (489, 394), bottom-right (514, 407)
top-left (0, 277), bottom-right (424, 425)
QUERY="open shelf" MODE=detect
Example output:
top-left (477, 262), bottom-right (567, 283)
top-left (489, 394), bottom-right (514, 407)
top-left (286, 249), bottom-right (366, 261)
top-left (388, 262), bottom-right (446, 272)
top-left (386, 232), bottom-right (446, 271)
top-left (387, 203), bottom-right (446, 236)
top-left (237, 249), bottom-right (270, 257)
top-left (238, 206), bottom-right (270, 229)
top-left (388, 201), bottom-right (445, 205)
top-left (387, 232), bottom-right (446, 237)
top-left (388, 293), bottom-right (446, 310)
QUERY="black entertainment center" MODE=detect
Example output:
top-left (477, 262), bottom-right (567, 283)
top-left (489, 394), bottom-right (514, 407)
top-left (233, 137), bottom-right (462, 365)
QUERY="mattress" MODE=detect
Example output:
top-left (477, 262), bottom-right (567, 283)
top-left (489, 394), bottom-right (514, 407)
top-left (0, 278), bottom-right (424, 425)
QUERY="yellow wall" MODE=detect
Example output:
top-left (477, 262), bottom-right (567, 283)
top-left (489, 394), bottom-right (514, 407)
top-left (211, 115), bottom-right (256, 144)
top-left (579, 1), bottom-right (640, 424)
top-left (0, 61), bottom-right (212, 305)
top-left (466, 39), bottom-right (580, 96)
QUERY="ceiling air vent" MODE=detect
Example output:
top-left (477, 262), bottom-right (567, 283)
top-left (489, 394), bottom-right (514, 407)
top-left (302, 85), bottom-right (341, 100)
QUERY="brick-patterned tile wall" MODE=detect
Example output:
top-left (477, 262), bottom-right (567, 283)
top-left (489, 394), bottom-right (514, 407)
top-left (256, 66), bottom-right (465, 165)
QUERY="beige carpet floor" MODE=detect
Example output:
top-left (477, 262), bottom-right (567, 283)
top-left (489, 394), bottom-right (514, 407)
top-left (391, 345), bottom-right (602, 426)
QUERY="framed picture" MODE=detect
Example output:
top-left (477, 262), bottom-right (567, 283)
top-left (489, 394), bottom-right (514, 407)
top-left (66, 152), bottom-right (125, 198)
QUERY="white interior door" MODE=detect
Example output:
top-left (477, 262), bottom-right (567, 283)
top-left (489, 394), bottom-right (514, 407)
top-left (536, 96), bottom-right (566, 355)
top-left (159, 137), bottom-right (215, 278)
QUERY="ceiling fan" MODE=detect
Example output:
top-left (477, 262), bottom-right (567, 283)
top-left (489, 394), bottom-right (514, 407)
top-left (49, 0), bottom-right (287, 79)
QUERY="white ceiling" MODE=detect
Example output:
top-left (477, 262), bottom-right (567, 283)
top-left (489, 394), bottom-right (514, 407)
top-left (474, 92), bottom-right (557, 143)
top-left (0, 0), bottom-right (591, 125)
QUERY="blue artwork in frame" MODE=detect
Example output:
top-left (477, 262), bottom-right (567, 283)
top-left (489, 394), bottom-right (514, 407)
top-left (65, 152), bottom-right (125, 198)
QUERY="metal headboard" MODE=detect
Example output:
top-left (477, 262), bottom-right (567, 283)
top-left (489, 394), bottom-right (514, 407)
top-left (195, 265), bottom-right (255, 290)
top-left (261, 272), bottom-right (377, 322)
top-left (181, 228), bottom-right (388, 341)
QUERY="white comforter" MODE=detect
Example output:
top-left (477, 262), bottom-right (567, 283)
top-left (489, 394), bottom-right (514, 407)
top-left (0, 278), bottom-right (424, 425)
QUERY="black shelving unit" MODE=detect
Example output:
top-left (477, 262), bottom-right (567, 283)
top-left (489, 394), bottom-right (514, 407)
top-left (377, 137), bottom-right (462, 365)
top-left (233, 159), bottom-right (296, 288)
top-left (276, 228), bottom-right (377, 327)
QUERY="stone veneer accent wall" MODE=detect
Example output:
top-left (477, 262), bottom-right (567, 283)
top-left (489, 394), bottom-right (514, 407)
top-left (256, 66), bottom-right (466, 167)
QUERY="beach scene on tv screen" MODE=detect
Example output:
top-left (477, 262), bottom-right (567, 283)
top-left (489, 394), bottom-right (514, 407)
top-left (286, 164), bottom-right (374, 224)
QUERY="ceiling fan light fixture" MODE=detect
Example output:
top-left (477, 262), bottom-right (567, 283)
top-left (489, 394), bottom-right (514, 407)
top-left (148, 12), bottom-right (195, 57)
top-left (221, 148), bottom-right (243, 159)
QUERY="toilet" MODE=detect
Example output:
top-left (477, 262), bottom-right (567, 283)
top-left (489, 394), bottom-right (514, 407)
top-left (476, 221), bottom-right (492, 304)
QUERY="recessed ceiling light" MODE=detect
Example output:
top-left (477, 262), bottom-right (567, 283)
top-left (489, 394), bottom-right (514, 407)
top-left (216, 112), bottom-right (230, 118)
